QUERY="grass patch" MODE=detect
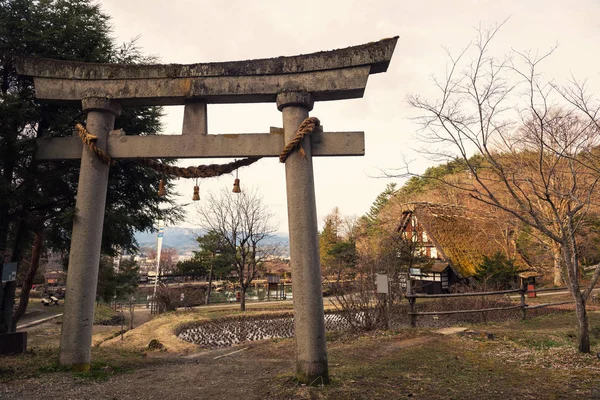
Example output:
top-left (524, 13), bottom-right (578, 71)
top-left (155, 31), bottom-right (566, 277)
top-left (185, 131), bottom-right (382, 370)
top-left (0, 346), bottom-right (154, 383)
top-left (519, 337), bottom-right (565, 350)
top-left (94, 303), bottom-right (124, 325)
top-left (267, 333), bottom-right (598, 399)
top-left (262, 311), bottom-right (600, 399)
top-left (3, 309), bottom-right (600, 398)
top-left (72, 361), bottom-right (128, 382)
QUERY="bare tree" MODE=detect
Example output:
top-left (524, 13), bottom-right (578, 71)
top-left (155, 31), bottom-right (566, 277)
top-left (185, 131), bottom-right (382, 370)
top-left (196, 189), bottom-right (278, 311)
top-left (407, 23), bottom-right (600, 353)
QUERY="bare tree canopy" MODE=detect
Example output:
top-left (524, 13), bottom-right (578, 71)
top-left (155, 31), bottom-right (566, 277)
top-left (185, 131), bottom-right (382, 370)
top-left (407, 22), bottom-right (600, 353)
top-left (196, 188), bottom-right (278, 311)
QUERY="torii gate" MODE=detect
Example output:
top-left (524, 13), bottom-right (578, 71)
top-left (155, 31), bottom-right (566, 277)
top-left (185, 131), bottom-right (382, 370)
top-left (16, 37), bottom-right (397, 383)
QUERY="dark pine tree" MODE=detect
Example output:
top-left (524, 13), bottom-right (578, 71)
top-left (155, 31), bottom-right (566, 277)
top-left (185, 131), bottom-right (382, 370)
top-left (0, 0), bottom-right (183, 331)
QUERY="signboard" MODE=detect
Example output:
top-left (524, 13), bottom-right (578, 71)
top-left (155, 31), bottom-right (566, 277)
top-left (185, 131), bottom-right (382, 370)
top-left (2, 262), bottom-right (17, 282)
top-left (409, 268), bottom-right (421, 276)
top-left (376, 273), bottom-right (389, 294)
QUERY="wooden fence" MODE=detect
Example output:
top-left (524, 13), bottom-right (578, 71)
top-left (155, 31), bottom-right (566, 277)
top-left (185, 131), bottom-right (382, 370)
top-left (404, 286), bottom-right (573, 327)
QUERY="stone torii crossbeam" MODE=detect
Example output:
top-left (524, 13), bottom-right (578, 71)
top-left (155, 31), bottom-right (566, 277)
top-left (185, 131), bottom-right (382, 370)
top-left (16, 37), bottom-right (397, 383)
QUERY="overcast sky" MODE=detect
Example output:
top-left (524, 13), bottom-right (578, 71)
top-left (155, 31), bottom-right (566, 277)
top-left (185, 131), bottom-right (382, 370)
top-left (99, 0), bottom-right (600, 234)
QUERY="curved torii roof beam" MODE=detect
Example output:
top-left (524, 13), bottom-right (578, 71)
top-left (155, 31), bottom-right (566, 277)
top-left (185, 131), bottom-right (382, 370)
top-left (16, 37), bottom-right (398, 106)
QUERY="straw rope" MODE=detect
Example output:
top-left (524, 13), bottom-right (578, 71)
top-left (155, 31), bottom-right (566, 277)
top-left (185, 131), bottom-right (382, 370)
top-left (75, 115), bottom-right (320, 177)
top-left (75, 123), bottom-right (114, 165)
top-left (278, 117), bottom-right (320, 163)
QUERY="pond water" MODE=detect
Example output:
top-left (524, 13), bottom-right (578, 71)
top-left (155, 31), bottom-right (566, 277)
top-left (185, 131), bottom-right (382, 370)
top-left (209, 285), bottom-right (294, 304)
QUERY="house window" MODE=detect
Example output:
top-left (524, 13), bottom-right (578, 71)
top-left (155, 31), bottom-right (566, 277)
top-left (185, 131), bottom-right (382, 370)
top-left (431, 247), bottom-right (437, 258)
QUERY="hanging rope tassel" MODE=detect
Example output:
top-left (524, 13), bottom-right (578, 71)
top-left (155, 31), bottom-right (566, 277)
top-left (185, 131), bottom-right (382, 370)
top-left (233, 167), bottom-right (241, 193)
top-left (232, 178), bottom-right (241, 193)
top-left (74, 117), bottom-right (321, 199)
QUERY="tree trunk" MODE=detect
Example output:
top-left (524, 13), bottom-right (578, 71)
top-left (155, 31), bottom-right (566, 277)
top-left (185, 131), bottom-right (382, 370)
top-left (0, 115), bottom-right (19, 330)
top-left (552, 242), bottom-right (563, 287)
top-left (0, 206), bottom-right (9, 264)
top-left (0, 143), bottom-right (16, 265)
top-left (562, 235), bottom-right (590, 353)
top-left (205, 266), bottom-right (213, 305)
top-left (574, 289), bottom-right (590, 353)
top-left (240, 286), bottom-right (246, 311)
top-left (11, 229), bottom-right (44, 330)
top-left (129, 299), bottom-right (135, 330)
top-left (0, 216), bottom-right (30, 333)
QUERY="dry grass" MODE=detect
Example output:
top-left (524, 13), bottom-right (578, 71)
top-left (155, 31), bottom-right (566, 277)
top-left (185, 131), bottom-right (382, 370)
top-left (2, 309), bottom-right (600, 399)
top-left (4, 302), bottom-right (600, 399)
top-left (265, 312), bottom-right (600, 399)
top-left (101, 311), bottom-right (203, 353)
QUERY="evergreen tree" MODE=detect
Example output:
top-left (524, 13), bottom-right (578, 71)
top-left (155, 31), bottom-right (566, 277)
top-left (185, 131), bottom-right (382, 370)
top-left (96, 256), bottom-right (140, 303)
top-left (364, 183), bottom-right (397, 228)
top-left (326, 240), bottom-right (358, 282)
top-left (319, 208), bottom-right (343, 277)
top-left (175, 259), bottom-right (207, 278)
top-left (474, 252), bottom-right (520, 290)
top-left (175, 230), bottom-right (235, 279)
top-left (0, 0), bottom-right (183, 331)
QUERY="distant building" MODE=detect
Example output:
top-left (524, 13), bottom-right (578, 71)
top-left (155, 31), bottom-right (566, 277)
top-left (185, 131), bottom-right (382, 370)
top-left (44, 270), bottom-right (66, 287)
top-left (398, 202), bottom-right (520, 294)
top-left (263, 258), bottom-right (292, 279)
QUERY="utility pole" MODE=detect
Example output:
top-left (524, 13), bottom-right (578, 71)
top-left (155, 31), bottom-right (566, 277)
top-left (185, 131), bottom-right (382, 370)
top-left (151, 221), bottom-right (164, 313)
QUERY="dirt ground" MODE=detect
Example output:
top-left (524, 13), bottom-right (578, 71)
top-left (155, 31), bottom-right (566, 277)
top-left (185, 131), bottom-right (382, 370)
top-left (2, 310), bottom-right (600, 399)
top-left (1, 332), bottom-right (295, 400)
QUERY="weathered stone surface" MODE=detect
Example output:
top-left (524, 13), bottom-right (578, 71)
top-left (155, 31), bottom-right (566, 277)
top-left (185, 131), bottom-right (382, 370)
top-left (16, 37), bottom-right (398, 79)
top-left (279, 92), bottom-right (329, 384)
top-left (81, 97), bottom-right (122, 116)
top-left (277, 91), bottom-right (314, 111)
top-left (182, 101), bottom-right (207, 135)
top-left (58, 99), bottom-right (119, 368)
top-left (29, 66), bottom-right (371, 106)
top-left (36, 131), bottom-right (365, 159)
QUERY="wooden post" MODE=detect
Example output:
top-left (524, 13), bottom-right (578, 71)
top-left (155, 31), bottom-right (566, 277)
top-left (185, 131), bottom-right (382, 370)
top-left (409, 297), bottom-right (417, 328)
top-left (407, 277), bottom-right (416, 328)
top-left (520, 284), bottom-right (527, 320)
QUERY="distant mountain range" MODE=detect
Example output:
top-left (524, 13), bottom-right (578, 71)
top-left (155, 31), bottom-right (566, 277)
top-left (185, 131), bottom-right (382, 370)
top-left (135, 227), bottom-right (199, 251)
top-left (134, 227), bottom-right (290, 256)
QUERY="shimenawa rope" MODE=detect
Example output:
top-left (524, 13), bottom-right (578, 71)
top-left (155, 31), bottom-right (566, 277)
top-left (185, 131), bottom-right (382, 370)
top-left (75, 116), bottom-right (320, 179)
top-left (278, 117), bottom-right (320, 163)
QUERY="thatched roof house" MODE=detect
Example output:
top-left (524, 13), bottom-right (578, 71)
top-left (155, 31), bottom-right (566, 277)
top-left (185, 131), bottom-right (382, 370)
top-left (398, 202), bottom-right (516, 278)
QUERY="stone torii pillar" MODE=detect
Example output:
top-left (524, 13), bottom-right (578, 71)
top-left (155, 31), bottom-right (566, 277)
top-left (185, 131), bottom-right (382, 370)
top-left (278, 92), bottom-right (328, 382)
top-left (59, 98), bottom-right (121, 369)
top-left (15, 37), bottom-right (398, 382)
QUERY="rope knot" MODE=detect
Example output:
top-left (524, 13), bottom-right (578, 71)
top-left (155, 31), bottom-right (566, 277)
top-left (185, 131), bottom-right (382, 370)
top-left (75, 123), bottom-right (114, 165)
top-left (279, 117), bottom-right (320, 163)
